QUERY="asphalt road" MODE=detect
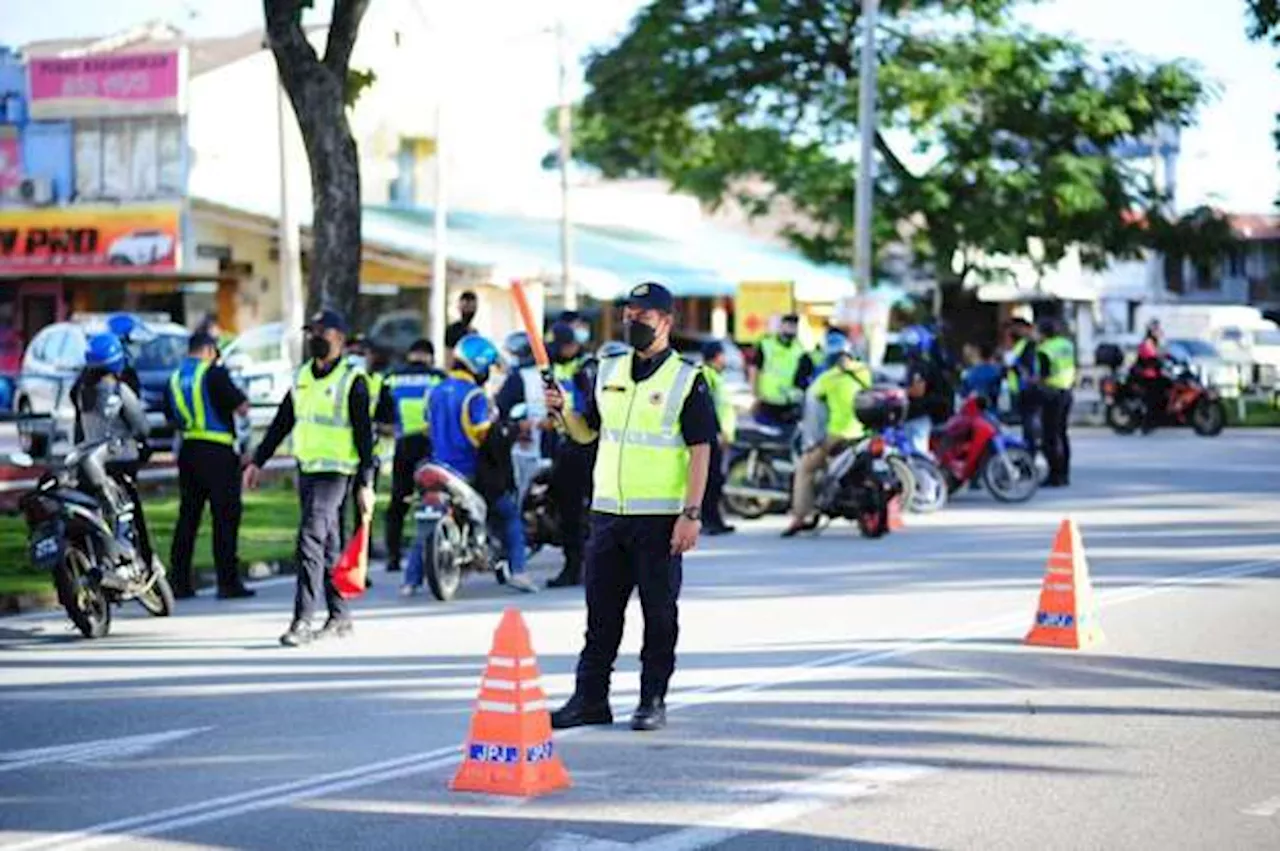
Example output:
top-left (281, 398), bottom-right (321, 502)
top-left (1, 431), bottom-right (1278, 850)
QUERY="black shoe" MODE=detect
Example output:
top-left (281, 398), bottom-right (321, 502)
top-left (630, 698), bottom-right (667, 732)
top-left (172, 585), bottom-right (197, 600)
top-left (386, 558), bottom-right (401, 573)
top-left (316, 617), bottom-right (354, 640)
top-left (216, 584), bottom-right (256, 600)
top-left (279, 620), bottom-right (314, 647)
top-left (780, 517), bottom-right (818, 538)
top-left (550, 694), bottom-right (613, 730)
top-left (546, 569), bottom-right (581, 588)
top-left (703, 523), bottom-right (736, 536)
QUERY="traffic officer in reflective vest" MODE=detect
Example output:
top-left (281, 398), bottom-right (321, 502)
top-left (751, 313), bottom-right (814, 426)
top-left (164, 331), bottom-right (253, 599)
top-left (374, 338), bottom-right (444, 573)
top-left (546, 282), bottom-right (715, 732)
top-left (546, 321), bottom-right (598, 587)
top-left (1037, 317), bottom-right (1076, 487)
top-left (244, 309), bottom-right (376, 647)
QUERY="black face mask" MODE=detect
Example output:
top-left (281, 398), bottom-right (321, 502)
top-left (307, 335), bottom-right (332, 361)
top-left (625, 320), bottom-right (657, 352)
top-left (778, 331), bottom-right (796, 344)
top-left (552, 347), bottom-right (574, 365)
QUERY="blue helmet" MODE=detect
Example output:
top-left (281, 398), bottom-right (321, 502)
top-left (106, 313), bottom-right (143, 343)
top-left (502, 331), bottom-right (534, 368)
top-left (86, 333), bottom-right (126, 375)
top-left (455, 334), bottom-right (500, 382)
top-left (900, 324), bottom-right (934, 357)
top-left (823, 328), bottom-right (851, 357)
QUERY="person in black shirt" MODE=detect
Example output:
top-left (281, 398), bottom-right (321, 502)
top-left (164, 332), bottom-right (253, 599)
top-left (243, 309), bottom-right (377, 647)
top-left (547, 282), bottom-right (715, 733)
top-left (444, 290), bottom-right (479, 352)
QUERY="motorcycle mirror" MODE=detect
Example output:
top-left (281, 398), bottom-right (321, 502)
top-left (509, 402), bottom-right (529, 421)
top-left (7, 451), bottom-right (34, 468)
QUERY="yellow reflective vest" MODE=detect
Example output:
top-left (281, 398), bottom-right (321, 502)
top-left (592, 351), bottom-right (700, 515)
top-left (293, 360), bottom-right (362, 475)
top-left (757, 335), bottom-right (805, 406)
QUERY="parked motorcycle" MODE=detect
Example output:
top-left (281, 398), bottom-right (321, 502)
top-left (881, 423), bottom-right (949, 514)
top-left (722, 420), bottom-right (797, 519)
top-left (15, 439), bottom-right (175, 638)
top-left (931, 396), bottom-right (1039, 503)
top-left (1101, 368), bottom-right (1226, 437)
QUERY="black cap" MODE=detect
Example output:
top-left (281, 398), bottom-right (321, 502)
top-left (780, 313), bottom-right (800, 325)
top-left (625, 281), bottom-right (674, 313)
top-left (549, 322), bottom-right (576, 347)
top-left (702, 339), bottom-right (725, 360)
top-left (408, 338), bottom-right (434, 356)
top-left (306, 308), bottom-right (348, 334)
top-left (188, 331), bottom-right (218, 353)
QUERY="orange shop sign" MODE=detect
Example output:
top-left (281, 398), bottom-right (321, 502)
top-left (0, 204), bottom-right (181, 275)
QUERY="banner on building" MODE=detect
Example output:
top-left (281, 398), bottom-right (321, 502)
top-left (0, 127), bottom-right (20, 193)
top-left (0, 203), bottom-right (181, 274)
top-left (27, 50), bottom-right (186, 119)
top-left (735, 280), bottom-right (794, 343)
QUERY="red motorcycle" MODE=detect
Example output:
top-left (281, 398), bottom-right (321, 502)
top-left (1101, 368), bottom-right (1226, 437)
top-left (929, 396), bottom-right (1039, 502)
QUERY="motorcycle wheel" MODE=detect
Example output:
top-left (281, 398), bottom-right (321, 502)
top-left (55, 545), bottom-right (111, 639)
top-left (905, 456), bottom-right (948, 513)
top-left (886, 456), bottom-right (917, 515)
top-left (981, 447), bottom-right (1039, 503)
top-left (136, 558), bottom-right (175, 617)
top-left (856, 488), bottom-right (890, 539)
top-left (425, 517), bottom-right (463, 602)
top-left (723, 457), bottom-right (784, 520)
top-left (1106, 401), bottom-right (1140, 434)
top-left (1190, 398), bottom-right (1226, 437)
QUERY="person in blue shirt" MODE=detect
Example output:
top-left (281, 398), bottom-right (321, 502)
top-left (960, 342), bottom-right (1004, 409)
top-left (404, 334), bottom-right (537, 594)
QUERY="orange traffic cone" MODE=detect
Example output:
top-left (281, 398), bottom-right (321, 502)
top-left (450, 608), bottom-right (571, 797)
top-left (332, 516), bottom-right (371, 599)
top-left (888, 495), bottom-right (905, 530)
top-left (1025, 517), bottom-right (1104, 650)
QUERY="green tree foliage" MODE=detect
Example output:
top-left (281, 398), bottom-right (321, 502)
top-left (570, 0), bottom-right (1209, 301)
top-left (1245, 0), bottom-right (1279, 204)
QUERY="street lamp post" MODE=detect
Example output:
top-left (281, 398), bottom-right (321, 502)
top-left (852, 0), bottom-right (879, 296)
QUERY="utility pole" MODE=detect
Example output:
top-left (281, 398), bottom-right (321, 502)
top-left (852, 0), bottom-right (879, 297)
top-left (430, 91), bottom-right (448, 359)
top-left (556, 18), bottom-right (576, 310)
top-left (275, 77), bottom-right (304, 368)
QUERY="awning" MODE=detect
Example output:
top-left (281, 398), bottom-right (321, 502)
top-left (975, 279), bottom-right (1099, 303)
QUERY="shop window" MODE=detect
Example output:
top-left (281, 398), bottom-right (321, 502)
top-left (73, 116), bottom-right (183, 201)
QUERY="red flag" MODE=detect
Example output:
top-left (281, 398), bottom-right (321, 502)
top-left (332, 518), bottom-right (371, 599)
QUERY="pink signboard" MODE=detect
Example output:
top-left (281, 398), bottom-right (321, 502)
top-left (0, 129), bottom-right (19, 193)
top-left (27, 51), bottom-right (184, 119)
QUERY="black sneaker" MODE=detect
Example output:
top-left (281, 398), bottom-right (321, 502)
top-left (172, 585), bottom-right (197, 600)
top-left (550, 694), bottom-right (614, 730)
top-left (216, 584), bottom-right (256, 600)
top-left (279, 620), bottom-right (314, 647)
top-left (630, 697), bottom-right (667, 732)
top-left (316, 618), bottom-right (354, 641)
top-left (546, 569), bottom-right (581, 588)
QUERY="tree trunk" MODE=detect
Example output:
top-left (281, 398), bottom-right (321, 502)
top-left (264, 0), bottom-right (368, 322)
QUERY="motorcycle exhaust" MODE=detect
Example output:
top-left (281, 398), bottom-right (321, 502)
top-left (722, 484), bottom-right (791, 502)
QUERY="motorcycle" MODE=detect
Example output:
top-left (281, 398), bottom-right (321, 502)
top-left (722, 420), bottom-right (797, 519)
top-left (521, 464), bottom-right (563, 556)
top-left (811, 434), bottom-right (905, 538)
top-left (931, 395), bottom-right (1039, 503)
top-left (15, 439), bottom-right (175, 638)
top-left (1101, 366), bottom-right (1226, 437)
top-left (881, 424), bottom-right (949, 514)
top-left (412, 461), bottom-right (516, 602)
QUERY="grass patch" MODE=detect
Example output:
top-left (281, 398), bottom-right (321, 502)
top-left (1, 479), bottom-right (399, 598)
top-left (1227, 398), bottom-right (1280, 427)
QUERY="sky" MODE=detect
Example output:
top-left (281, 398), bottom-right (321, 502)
top-left (3, 0), bottom-right (1278, 214)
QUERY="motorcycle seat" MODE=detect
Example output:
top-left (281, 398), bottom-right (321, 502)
top-left (735, 422), bottom-right (791, 448)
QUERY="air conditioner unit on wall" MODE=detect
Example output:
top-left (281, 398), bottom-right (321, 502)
top-left (18, 177), bottom-right (55, 206)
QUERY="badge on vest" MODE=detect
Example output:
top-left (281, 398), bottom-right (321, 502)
top-left (649, 390), bottom-right (663, 406)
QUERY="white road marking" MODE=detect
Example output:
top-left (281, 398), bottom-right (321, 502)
top-left (3, 556), bottom-right (1276, 851)
top-left (0, 728), bottom-right (212, 774)
top-left (531, 763), bottom-right (934, 851)
top-left (1241, 794), bottom-right (1280, 817)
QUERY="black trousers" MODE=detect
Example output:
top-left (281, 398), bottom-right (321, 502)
top-left (295, 473), bottom-right (351, 623)
top-left (104, 461), bottom-right (153, 569)
top-left (701, 441), bottom-right (726, 528)
top-left (385, 435), bottom-right (431, 569)
top-left (1041, 389), bottom-right (1073, 484)
top-left (550, 443), bottom-right (594, 571)
top-left (575, 512), bottom-right (683, 703)
top-left (170, 441), bottom-right (243, 592)
top-left (1017, 387), bottom-right (1043, 457)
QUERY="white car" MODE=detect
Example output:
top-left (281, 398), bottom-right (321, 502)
top-left (108, 230), bottom-right (175, 266)
top-left (222, 322), bottom-right (293, 429)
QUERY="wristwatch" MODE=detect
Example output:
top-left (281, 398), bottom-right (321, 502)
top-left (681, 506), bottom-right (702, 521)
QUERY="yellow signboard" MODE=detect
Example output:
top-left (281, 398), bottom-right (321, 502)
top-left (735, 280), bottom-right (794, 343)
